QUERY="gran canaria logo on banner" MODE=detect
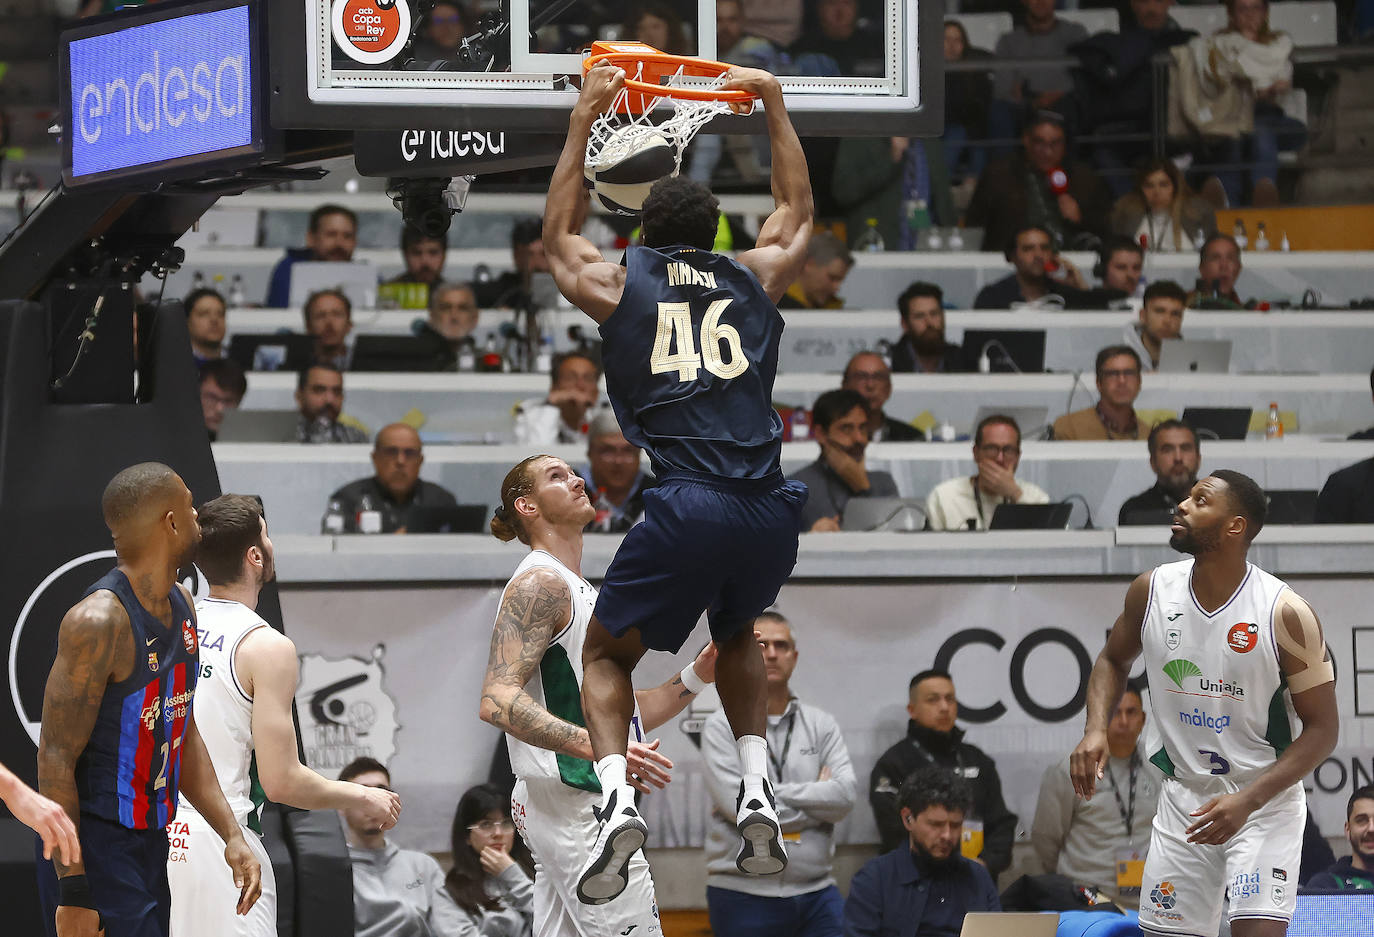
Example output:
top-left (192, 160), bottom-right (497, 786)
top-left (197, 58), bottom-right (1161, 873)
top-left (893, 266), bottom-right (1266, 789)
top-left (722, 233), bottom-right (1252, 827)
top-left (296, 643), bottom-right (399, 773)
top-left (331, 0), bottom-right (412, 65)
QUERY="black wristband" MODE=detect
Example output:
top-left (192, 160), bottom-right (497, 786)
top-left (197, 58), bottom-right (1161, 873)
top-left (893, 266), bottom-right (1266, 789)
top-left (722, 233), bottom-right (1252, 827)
top-left (58, 873), bottom-right (97, 910)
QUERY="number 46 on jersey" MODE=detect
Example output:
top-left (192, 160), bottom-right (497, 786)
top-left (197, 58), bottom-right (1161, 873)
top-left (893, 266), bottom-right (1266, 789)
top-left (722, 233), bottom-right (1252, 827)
top-left (651, 300), bottom-right (750, 382)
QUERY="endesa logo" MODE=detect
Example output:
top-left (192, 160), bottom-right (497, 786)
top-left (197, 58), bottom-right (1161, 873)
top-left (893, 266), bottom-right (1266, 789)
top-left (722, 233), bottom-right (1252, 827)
top-left (67, 5), bottom-right (254, 178)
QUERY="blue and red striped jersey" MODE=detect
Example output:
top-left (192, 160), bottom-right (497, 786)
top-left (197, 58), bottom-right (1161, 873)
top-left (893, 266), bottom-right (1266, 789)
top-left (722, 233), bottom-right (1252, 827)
top-left (73, 569), bottom-right (198, 830)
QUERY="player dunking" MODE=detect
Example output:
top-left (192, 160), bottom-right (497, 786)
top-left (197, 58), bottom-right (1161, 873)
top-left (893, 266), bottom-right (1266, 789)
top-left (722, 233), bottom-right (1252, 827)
top-left (36, 463), bottom-right (261, 937)
top-left (480, 454), bottom-right (717, 936)
top-left (543, 63), bottom-right (813, 904)
top-left (1071, 470), bottom-right (1338, 937)
top-left (167, 494), bottom-right (401, 937)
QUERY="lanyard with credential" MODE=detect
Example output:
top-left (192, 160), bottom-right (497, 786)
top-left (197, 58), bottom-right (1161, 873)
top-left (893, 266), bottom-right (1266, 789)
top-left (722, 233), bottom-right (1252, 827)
top-left (909, 735), bottom-right (964, 772)
top-left (768, 710), bottom-right (797, 779)
top-left (1105, 751), bottom-right (1141, 840)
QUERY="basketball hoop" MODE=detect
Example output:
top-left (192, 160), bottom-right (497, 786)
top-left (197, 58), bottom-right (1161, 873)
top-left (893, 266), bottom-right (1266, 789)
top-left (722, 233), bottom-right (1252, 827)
top-left (581, 41), bottom-right (756, 179)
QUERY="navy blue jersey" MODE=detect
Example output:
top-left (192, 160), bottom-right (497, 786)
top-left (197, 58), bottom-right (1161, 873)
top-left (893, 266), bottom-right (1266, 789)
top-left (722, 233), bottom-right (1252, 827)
top-left (598, 244), bottom-right (784, 479)
top-left (75, 569), bottom-right (198, 830)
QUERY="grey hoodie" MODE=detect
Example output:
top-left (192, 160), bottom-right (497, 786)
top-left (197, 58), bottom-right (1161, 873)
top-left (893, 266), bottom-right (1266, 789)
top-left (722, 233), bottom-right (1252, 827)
top-left (702, 699), bottom-right (857, 898)
top-left (348, 841), bottom-right (473, 937)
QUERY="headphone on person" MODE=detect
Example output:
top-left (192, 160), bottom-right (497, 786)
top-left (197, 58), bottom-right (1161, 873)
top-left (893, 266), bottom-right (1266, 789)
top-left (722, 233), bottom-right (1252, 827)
top-left (1094, 236), bottom-right (1142, 280)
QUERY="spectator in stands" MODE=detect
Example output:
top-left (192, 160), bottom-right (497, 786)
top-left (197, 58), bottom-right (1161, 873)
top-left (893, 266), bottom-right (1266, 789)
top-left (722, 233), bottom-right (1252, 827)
top-left (791, 389), bottom-right (899, 533)
top-left (925, 415), bottom-right (1050, 531)
top-left (328, 424), bottom-right (458, 534)
top-left (779, 232), bottom-right (853, 309)
top-left (576, 411), bottom-right (654, 533)
top-left (1186, 233), bottom-right (1245, 308)
top-left (185, 288), bottom-right (227, 368)
top-left (443, 783), bottom-right (534, 936)
top-left (832, 135), bottom-right (954, 251)
top-left (265, 204), bottom-right (358, 308)
top-left (1203, 0), bottom-right (1306, 207)
top-left (1118, 419), bottom-right (1201, 525)
top-left (622, 2), bottom-right (690, 54)
top-left (1350, 368), bottom-right (1374, 440)
top-left (389, 227), bottom-right (448, 287)
top-left (972, 225), bottom-right (1089, 309)
top-left (869, 672), bottom-right (1018, 873)
top-left (891, 282), bottom-right (966, 374)
top-left (1125, 280), bottom-right (1187, 370)
top-left (475, 219), bottom-right (549, 309)
top-left (1051, 346), bottom-right (1151, 441)
top-left (966, 112), bottom-right (1112, 254)
top-left (1315, 454), bottom-right (1374, 524)
top-left (199, 359), bottom-right (246, 442)
top-left (1095, 237), bottom-right (1146, 299)
top-left (744, 0), bottom-right (803, 47)
top-left (296, 362), bottom-right (368, 443)
top-left (1031, 685), bottom-right (1160, 904)
top-left (339, 757), bottom-right (469, 936)
top-left (985, 0), bottom-right (1088, 145)
top-left (415, 282), bottom-right (480, 371)
top-left (849, 767), bottom-right (1000, 936)
top-left (409, 0), bottom-right (470, 65)
top-left (703, 611), bottom-right (856, 937)
top-left (788, 0), bottom-right (884, 77)
top-left (1110, 159), bottom-right (1217, 253)
top-left (943, 20), bottom-right (993, 189)
top-left (303, 288), bottom-right (354, 371)
top-left (1307, 785), bottom-right (1374, 890)
top-left (842, 352), bottom-right (924, 442)
top-left (513, 351), bottom-right (604, 445)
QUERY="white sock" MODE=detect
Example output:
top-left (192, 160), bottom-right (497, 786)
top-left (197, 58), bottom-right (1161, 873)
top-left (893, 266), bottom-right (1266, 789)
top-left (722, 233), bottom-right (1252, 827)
top-left (595, 754), bottom-right (628, 807)
top-left (737, 735), bottom-right (768, 785)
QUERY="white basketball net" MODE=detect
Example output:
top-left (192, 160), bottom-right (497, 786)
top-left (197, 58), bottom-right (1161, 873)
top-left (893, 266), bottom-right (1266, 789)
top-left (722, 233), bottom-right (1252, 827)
top-left (584, 61), bottom-right (736, 176)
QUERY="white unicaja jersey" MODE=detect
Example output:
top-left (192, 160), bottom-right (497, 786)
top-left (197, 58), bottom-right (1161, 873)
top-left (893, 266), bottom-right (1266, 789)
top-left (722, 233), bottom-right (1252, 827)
top-left (185, 597), bottom-right (270, 828)
top-left (502, 551), bottom-right (644, 792)
top-left (1140, 559), bottom-right (1299, 787)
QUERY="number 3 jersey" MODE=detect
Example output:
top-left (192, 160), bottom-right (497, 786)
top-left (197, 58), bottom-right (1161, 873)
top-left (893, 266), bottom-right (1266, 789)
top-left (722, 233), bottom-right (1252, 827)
top-left (502, 551), bottom-right (644, 794)
top-left (1141, 558), bottom-right (1298, 788)
top-left (599, 244), bottom-right (784, 480)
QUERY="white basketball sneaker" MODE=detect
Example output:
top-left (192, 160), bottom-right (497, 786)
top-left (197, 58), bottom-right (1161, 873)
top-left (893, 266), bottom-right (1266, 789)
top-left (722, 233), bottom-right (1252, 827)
top-left (576, 786), bottom-right (647, 905)
top-left (735, 778), bottom-right (788, 875)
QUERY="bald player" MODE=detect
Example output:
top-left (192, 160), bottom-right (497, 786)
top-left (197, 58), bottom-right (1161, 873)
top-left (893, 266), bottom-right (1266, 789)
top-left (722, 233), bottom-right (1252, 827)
top-left (36, 463), bottom-right (261, 937)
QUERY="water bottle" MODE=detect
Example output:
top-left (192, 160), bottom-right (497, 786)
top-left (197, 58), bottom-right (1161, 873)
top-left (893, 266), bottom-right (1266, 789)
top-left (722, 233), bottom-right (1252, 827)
top-left (479, 333), bottom-right (504, 373)
top-left (535, 334), bottom-right (554, 374)
top-left (1233, 218), bottom-right (1248, 250)
top-left (357, 492), bottom-right (383, 534)
top-left (923, 227), bottom-right (944, 251)
top-left (456, 337), bottom-right (476, 372)
top-left (854, 218), bottom-right (885, 253)
top-left (228, 274), bottom-right (246, 307)
top-left (1265, 402), bottom-right (1284, 440)
top-left (1279, 231), bottom-right (1291, 252)
top-left (321, 499), bottom-right (346, 534)
top-left (947, 227), bottom-right (965, 251)
top-left (191, 270), bottom-right (206, 290)
top-left (789, 406), bottom-right (811, 442)
top-left (593, 488), bottom-right (613, 532)
top-left (1254, 222), bottom-right (1270, 252)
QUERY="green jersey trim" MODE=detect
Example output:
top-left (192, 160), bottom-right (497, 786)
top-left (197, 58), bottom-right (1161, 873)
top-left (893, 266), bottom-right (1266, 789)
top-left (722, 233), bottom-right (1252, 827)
top-left (1150, 745), bottom-right (1177, 778)
top-left (539, 644), bottom-right (600, 794)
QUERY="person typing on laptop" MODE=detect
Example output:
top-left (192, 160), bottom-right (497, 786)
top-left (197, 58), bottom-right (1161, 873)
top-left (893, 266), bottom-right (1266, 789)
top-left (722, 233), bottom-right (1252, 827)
top-left (326, 423), bottom-right (458, 533)
top-left (790, 389), bottom-right (899, 533)
top-left (1124, 281), bottom-right (1186, 371)
top-left (926, 415), bottom-right (1049, 530)
top-left (265, 203), bottom-right (358, 308)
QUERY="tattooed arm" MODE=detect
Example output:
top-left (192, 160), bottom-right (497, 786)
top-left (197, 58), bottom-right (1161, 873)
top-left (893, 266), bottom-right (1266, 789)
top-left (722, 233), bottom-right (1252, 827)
top-left (634, 642), bottom-right (717, 732)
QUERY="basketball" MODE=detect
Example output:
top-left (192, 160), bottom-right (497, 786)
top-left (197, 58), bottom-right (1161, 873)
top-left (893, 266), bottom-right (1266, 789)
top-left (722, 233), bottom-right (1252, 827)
top-left (586, 125), bottom-right (676, 214)
top-left (592, 177), bottom-right (659, 215)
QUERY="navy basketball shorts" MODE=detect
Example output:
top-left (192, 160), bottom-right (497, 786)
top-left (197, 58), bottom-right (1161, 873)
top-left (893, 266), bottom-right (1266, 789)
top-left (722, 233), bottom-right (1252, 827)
top-left (36, 812), bottom-right (172, 937)
top-left (594, 471), bottom-right (808, 653)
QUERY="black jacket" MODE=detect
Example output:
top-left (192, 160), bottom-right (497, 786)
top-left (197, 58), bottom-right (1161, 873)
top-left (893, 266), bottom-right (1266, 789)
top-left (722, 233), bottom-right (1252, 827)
top-left (1315, 457), bottom-right (1374, 524)
top-left (890, 336), bottom-right (967, 374)
top-left (1118, 482), bottom-right (1185, 525)
top-left (869, 722), bottom-right (1018, 875)
top-left (1306, 856), bottom-right (1374, 891)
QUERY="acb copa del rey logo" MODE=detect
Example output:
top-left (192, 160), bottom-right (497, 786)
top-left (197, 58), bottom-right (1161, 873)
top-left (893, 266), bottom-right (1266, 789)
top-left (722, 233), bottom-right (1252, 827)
top-left (332, 0), bottom-right (412, 65)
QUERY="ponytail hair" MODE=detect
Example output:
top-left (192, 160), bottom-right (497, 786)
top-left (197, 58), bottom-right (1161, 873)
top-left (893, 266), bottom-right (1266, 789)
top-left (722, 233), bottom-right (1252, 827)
top-left (490, 455), bottom-right (549, 544)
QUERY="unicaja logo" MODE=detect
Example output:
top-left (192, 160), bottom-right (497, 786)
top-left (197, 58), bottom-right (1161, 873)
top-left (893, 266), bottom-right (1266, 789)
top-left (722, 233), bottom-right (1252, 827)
top-left (78, 50), bottom-right (246, 144)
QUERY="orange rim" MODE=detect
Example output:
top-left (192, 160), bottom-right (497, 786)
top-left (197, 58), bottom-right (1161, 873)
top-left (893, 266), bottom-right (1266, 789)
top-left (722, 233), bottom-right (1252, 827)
top-left (582, 46), bottom-right (755, 104)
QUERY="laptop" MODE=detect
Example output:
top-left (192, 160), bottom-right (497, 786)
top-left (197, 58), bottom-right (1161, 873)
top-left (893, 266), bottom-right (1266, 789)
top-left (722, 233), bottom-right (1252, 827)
top-left (1120, 506), bottom-right (1176, 527)
top-left (288, 261), bottom-right (378, 311)
top-left (840, 497), bottom-right (927, 532)
top-left (351, 335), bottom-right (443, 372)
top-left (407, 504), bottom-right (489, 533)
top-left (971, 405), bottom-right (1050, 441)
top-left (960, 329), bottom-right (1046, 373)
top-left (989, 502), bottom-right (1073, 530)
top-left (228, 332), bottom-right (315, 373)
top-left (1265, 489), bottom-right (1318, 524)
top-left (1181, 407), bottom-right (1253, 440)
top-left (216, 409), bottom-right (300, 443)
top-left (959, 912), bottom-right (1060, 937)
top-left (1157, 338), bottom-right (1233, 374)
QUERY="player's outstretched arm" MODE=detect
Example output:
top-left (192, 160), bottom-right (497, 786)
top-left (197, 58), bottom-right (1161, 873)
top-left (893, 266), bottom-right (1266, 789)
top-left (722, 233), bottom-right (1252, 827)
top-left (239, 628), bottom-right (401, 827)
top-left (1186, 591), bottom-right (1338, 846)
top-left (0, 762), bottom-right (80, 863)
top-left (730, 68), bottom-right (814, 303)
top-left (179, 713), bottom-right (262, 915)
top-left (1070, 571), bottom-right (1149, 799)
top-left (543, 62), bottom-right (628, 325)
top-left (634, 642), bottom-right (716, 731)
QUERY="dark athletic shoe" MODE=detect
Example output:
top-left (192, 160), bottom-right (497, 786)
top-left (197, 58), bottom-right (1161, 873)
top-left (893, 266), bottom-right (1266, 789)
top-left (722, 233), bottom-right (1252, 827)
top-left (576, 787), bottom-right (647, 905)
top-left (735, 778), bottom-right (788, 875)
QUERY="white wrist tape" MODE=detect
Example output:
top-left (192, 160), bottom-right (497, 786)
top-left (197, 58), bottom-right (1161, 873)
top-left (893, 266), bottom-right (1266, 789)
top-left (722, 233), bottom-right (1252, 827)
top-left (679, 664), bottom-right (708, 695)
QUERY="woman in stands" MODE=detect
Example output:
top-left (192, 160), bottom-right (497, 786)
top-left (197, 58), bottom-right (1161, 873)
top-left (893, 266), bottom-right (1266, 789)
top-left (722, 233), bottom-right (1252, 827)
top-left (446, 783), bottom-right (535, 937)
top-left (1110, 159), bottom-right (1217, 252)
top-left (621, 2), bottom-right (690, 54)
